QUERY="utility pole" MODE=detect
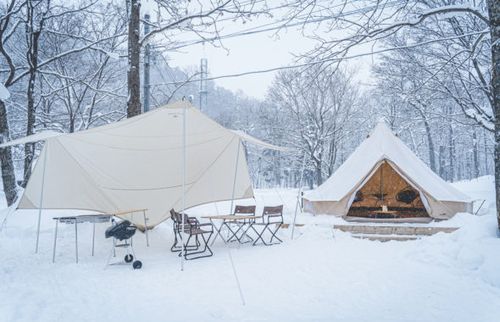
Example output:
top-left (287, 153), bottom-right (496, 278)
top-left (199, 58), bottom-right (208, 110)
top-left (143, 13), bottom-right (151, 113)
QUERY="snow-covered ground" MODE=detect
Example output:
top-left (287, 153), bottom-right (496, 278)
top-left (1, 176), bottom-right (500, 322)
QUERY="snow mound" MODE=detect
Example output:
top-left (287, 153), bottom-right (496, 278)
top-left (456, 245), bottom-right (484, 270)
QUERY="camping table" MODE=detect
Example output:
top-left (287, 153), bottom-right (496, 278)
top-left (52, 214), bottom-right (112, 263)
top-left (201, 215), bottom-right (260, 245)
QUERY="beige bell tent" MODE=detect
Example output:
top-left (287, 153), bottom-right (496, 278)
top-left (303, 121), bottom-right (473, 220)
top-left (7, 101), bottom-right (285, 231)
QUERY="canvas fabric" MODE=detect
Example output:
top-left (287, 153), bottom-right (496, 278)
top-left (18, 101), bottom-right (270, 227)
top-left (303, 121), bottom-right (472, 219)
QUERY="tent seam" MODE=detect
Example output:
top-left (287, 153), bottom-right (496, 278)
top-left (170, 135), bottom-right (250, 210)
top-left (54, 138), bottom-right (121, 211)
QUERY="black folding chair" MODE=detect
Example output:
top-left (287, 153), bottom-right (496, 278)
top-left (235, 205), bottom-right (256, 216)
top-left (251, 205), bottom-right (284, 246)
top-left (170, 209), bottom-right (214, 260)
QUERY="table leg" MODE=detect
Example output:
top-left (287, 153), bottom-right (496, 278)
top-left (92, 222), bottom-right (95, 256)
top-left (143, 210), bottom-right (150, 247)
top-left (52, 220), bottom-right (58, 263)
top-left (209, 219), bottom-right (220, 245)
top-left (228, 221), bottom-right (245, 242)
top-left (131, 212), bottom-right (134, 247)
top-left (75, 221), bottom-right (78, 264)
top-left (239, 222), bottom-right (254, 243)
top-left (224, 221), bottom-right (240, 243)
top-left (210, 219), bottom-right (226, 246)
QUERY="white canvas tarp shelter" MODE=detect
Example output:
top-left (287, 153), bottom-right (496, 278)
top-left (12, 101), bottom-right (285, 228)
top-left (0, 130), bottom-right (62, 148)
top-left (303, 121), bottom-right (473, 219)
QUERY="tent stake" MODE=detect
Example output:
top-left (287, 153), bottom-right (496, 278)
top-left (291, 153), bottom-right (306, 240)
top-left (35, 143), bottom-right (48, 253)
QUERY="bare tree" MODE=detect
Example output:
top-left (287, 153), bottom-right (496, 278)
top-left (488, 0), bottom-right (500, 228)
top-left (268, 66), bottom-right (362, 186)
top-left (127, 0), bottom-right (141, 117)
top-left (284, 0), bottom-right (500, 227)
top-left (125, 0), bottom-right (268, 117)
top-left (0, 0), bottom-right (26, 205)
top-left (39, 2), bottom-right (127, 133)
top-left (22, 0), bottom-right (50, 186)
top-left (0, 0), bottom-right (126, 204)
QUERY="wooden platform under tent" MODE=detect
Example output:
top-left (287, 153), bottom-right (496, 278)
top-left (344, 215), bottom-right (433, 224)
top-left (334, 224), bottom-right (458, 241)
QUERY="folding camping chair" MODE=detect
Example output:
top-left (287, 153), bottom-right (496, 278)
top-left (227, 205), bottom-right (256, 243)
top-left (250, 205), bottom-right (284, 246)
top-left (170, 209), bottom-right (214, 260)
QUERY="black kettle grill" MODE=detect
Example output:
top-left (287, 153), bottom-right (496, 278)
top-left (105, 220), bottom-right (142, 269)
top-left (105, 220), bottom-right (137, 240)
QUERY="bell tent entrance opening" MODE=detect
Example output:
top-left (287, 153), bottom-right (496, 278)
top-left (347, 160), bottom-right (429, 219)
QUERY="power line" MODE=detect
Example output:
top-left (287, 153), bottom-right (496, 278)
top-left (151, 0), bottom-right (317, 38)
top-left (149, 0), bottom-right (397, 94)
top-left (153, 0), bottom-right (327, 54)
top-left (150, 0), bottom-right (372, 51)
top-left (165, 0), bottom-right (402, 51)
top-left (150, 30), bottom-right (487, 88)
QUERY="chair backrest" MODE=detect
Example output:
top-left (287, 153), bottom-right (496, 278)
top-left (170, 209), bottom-right (190, 225)
top-left (170, 209), bottom-right (179, 223)
top-left (262, 205), bottom-right (283, 216)
top-left (234, 205), bottom-right (256, 215)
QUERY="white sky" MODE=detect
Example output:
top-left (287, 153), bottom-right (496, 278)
top-left (144, 1), bottom-right (377, 100)
top-left (169, 29), bottom-right (316, 98)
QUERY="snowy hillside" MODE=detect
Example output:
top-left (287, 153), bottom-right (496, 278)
top-left (0, 176), bottom-right (499, 322)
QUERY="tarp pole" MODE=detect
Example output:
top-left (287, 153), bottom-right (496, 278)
top-left (35, 143), bottom-right (48, 253)
top-left (291, 153), bottom-right (307, 240)
top-left (180, 105), bottom-right (187, 271)
top-left (229, 138), bottom-right (241, 214)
